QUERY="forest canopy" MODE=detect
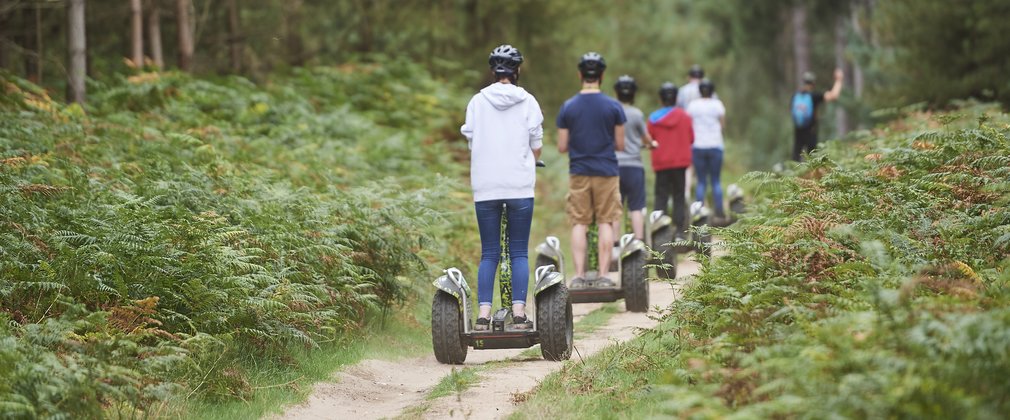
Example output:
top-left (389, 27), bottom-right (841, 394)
top-left (2, 0), bottom-right (1008, 169)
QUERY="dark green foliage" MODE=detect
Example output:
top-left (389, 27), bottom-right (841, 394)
top-left (876, 0), bottom-right (1010, 108)
top-left (0, 61), bottom-right (471, 417)
top-left (519, 104), bottom-right (1010, 417)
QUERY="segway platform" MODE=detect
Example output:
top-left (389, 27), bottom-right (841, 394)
top-left (465, 308), bottom-right (541, 349)
top-left (569, 271), bottom-right (623, 303)
top-left (536, 234), bottom-right (649, 311)
top-left (431, 265), bottom-right (573, 364)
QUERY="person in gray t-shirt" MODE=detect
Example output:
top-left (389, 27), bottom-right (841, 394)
top-left (613, 75), bottom-right (656, 240)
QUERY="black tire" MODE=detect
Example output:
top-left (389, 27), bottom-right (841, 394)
top-left (622, 250), bottom-right (649, 312)
top-left (730, 199), bottom-right (746, 217)
top-left (535, 254), bottom-right (556, 271)
top-left (537, 284), bottom-right (573, 361)
top-left (651, 227), bottom-right (678, 280)
top-left (431, 291), bottom-right (467, 364)
top-left (693, 217), bottom-right (712, 256)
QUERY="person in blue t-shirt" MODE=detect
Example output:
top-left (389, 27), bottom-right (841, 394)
top-left (792, 69), bottom-right (843, 161)
top-left (556, 52), bottom-right (627, 288)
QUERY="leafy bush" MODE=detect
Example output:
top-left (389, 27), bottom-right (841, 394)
top-left (0, 61), bottom-right (472, 417)
top-left (517, 104), bottom-right (1010, 418)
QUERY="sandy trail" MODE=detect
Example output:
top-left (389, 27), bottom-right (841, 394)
top-left (277, 261), bottom-right (696, 420)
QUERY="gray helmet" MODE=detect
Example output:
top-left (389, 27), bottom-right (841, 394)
top-left (614, 74), bottom-right (637, 96)
top-left (489, 44), bottom-right (523, 75)
top-left (699, 79), bottom-right (715, 97)
top-left (578, 52), bottom-right (607, 78)
top-left (802, 71), bottom-right (816, 85)
top-left (689, 64), bottom-right (704, 78)
top-left (659, 82), bottom-right (678, 105)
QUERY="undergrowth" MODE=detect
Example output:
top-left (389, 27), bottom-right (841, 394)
top-left (516, 104), bottom-right (1010, 419)
top-left (0, 61), bottom-right (472, 418)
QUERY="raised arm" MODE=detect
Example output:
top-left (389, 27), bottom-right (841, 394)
top-left (824, 68), bottom-right (844, 102)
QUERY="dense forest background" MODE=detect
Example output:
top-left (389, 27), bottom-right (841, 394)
top-left (2, 0), bottom-right (1008, 169)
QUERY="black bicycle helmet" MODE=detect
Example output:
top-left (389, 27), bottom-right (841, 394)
top-left (489, 44), bottom-right (523, 76)
top-left (614, 75), bottom-right (637, 95)
top-left (688, 64), bottom-right (704, 79)
top-left (578, 52), bottom-right (606, 78)
top-left (659, 82), bottom-right (678, 105)
top-left (699, 79), bottom-right (715, 97)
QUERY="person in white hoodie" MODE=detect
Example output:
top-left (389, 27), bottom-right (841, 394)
top-left (460, 44), bottom-right (544, 331)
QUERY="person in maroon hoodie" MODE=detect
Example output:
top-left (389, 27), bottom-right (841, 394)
top-left (647, 82), bottom-right (694, 239)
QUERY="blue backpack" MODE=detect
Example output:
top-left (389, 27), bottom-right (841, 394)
top-left (791, 92), bottom-right (814, 128)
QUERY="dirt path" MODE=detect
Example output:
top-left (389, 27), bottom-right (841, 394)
top-left (277, 261), bottom-right (695, 420)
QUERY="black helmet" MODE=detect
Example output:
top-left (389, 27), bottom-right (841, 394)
top-left (689, 64), bottom-right (704, 79)
top-left (489, 44), bottom-right (523, 75)
top-left (578, 52), bottom-right (606, 78)
top-left (659, 82), bottom-right (678, 105)
top-left (614, 75), bottom-right (637, 96)
top-left (699, 79), bottom-right (715, 97)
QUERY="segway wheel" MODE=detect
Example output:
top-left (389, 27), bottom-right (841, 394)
top-left (537, 285), bottom-right (573, 361)
top-left (431, 291), bottom-right (467, 364)
top-left (622, 250), bottom-right (649, 313)
top-left (651, 226), bottom-right (678, 280)
top-left (692, 217), bottom-right (713, 257)
top-left (697, 232), bottom-right (713, 257)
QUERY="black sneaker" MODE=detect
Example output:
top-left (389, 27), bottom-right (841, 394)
top-left (512, 315), bottom-right (532, 330)
top-left (475, 317), bottom-right (490, 331)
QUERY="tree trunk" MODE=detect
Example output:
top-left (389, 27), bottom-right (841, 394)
top-left (130, 0), bottom-right (144, 67)
top-left (791, 3), bottom-right (809, 88)
top-left (283, 0), bottom-right (304, 65)
top-left (464, 0), bottom-right (480, 47)
top-left (67, 0), bottom-right (87, 104)
top-left (147, 0), bottom-right (164, 68)
top-left (834, 16), bottom-right (849, 137)
top-left (226, 0), bottom-right (241, 72)
top-left (22, 5), bottom-right (38, 82)
top-left (34, 3), bottom-right (42, 82)
top-left (851, 2), bottom-right (865, 100)
top-left (0, 1), bottom-right (8, 69)
top-left (175, 0), bottom-right (193, 71)
top-left (355, 0), bottom-right (372, 54)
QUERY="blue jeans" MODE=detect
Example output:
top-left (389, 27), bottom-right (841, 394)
top-left (693, 148), bottom-right (725, 216)
top-left (474, 198), bottom-right (534, 307)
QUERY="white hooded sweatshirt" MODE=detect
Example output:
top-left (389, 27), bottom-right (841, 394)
top-left (461, 83), bottom-right (544, 202)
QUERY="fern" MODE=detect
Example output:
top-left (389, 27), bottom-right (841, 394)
top-left (0, 59), bottom-right (473, 416)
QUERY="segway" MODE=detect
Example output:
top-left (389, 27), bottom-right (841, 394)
top-left (667, 183), bottom-right (748, 256)
top-left (534, 231), bottom-right (649, 312)
top-left (431, 164), bottom-right (573, 364)
top-left (645, 210), bottom-right (677, 279)
top-left (726, 183), bottom-right (747, 222)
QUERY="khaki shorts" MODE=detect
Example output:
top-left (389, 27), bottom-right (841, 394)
top-left (566, 175), bottom-right (622, 225)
